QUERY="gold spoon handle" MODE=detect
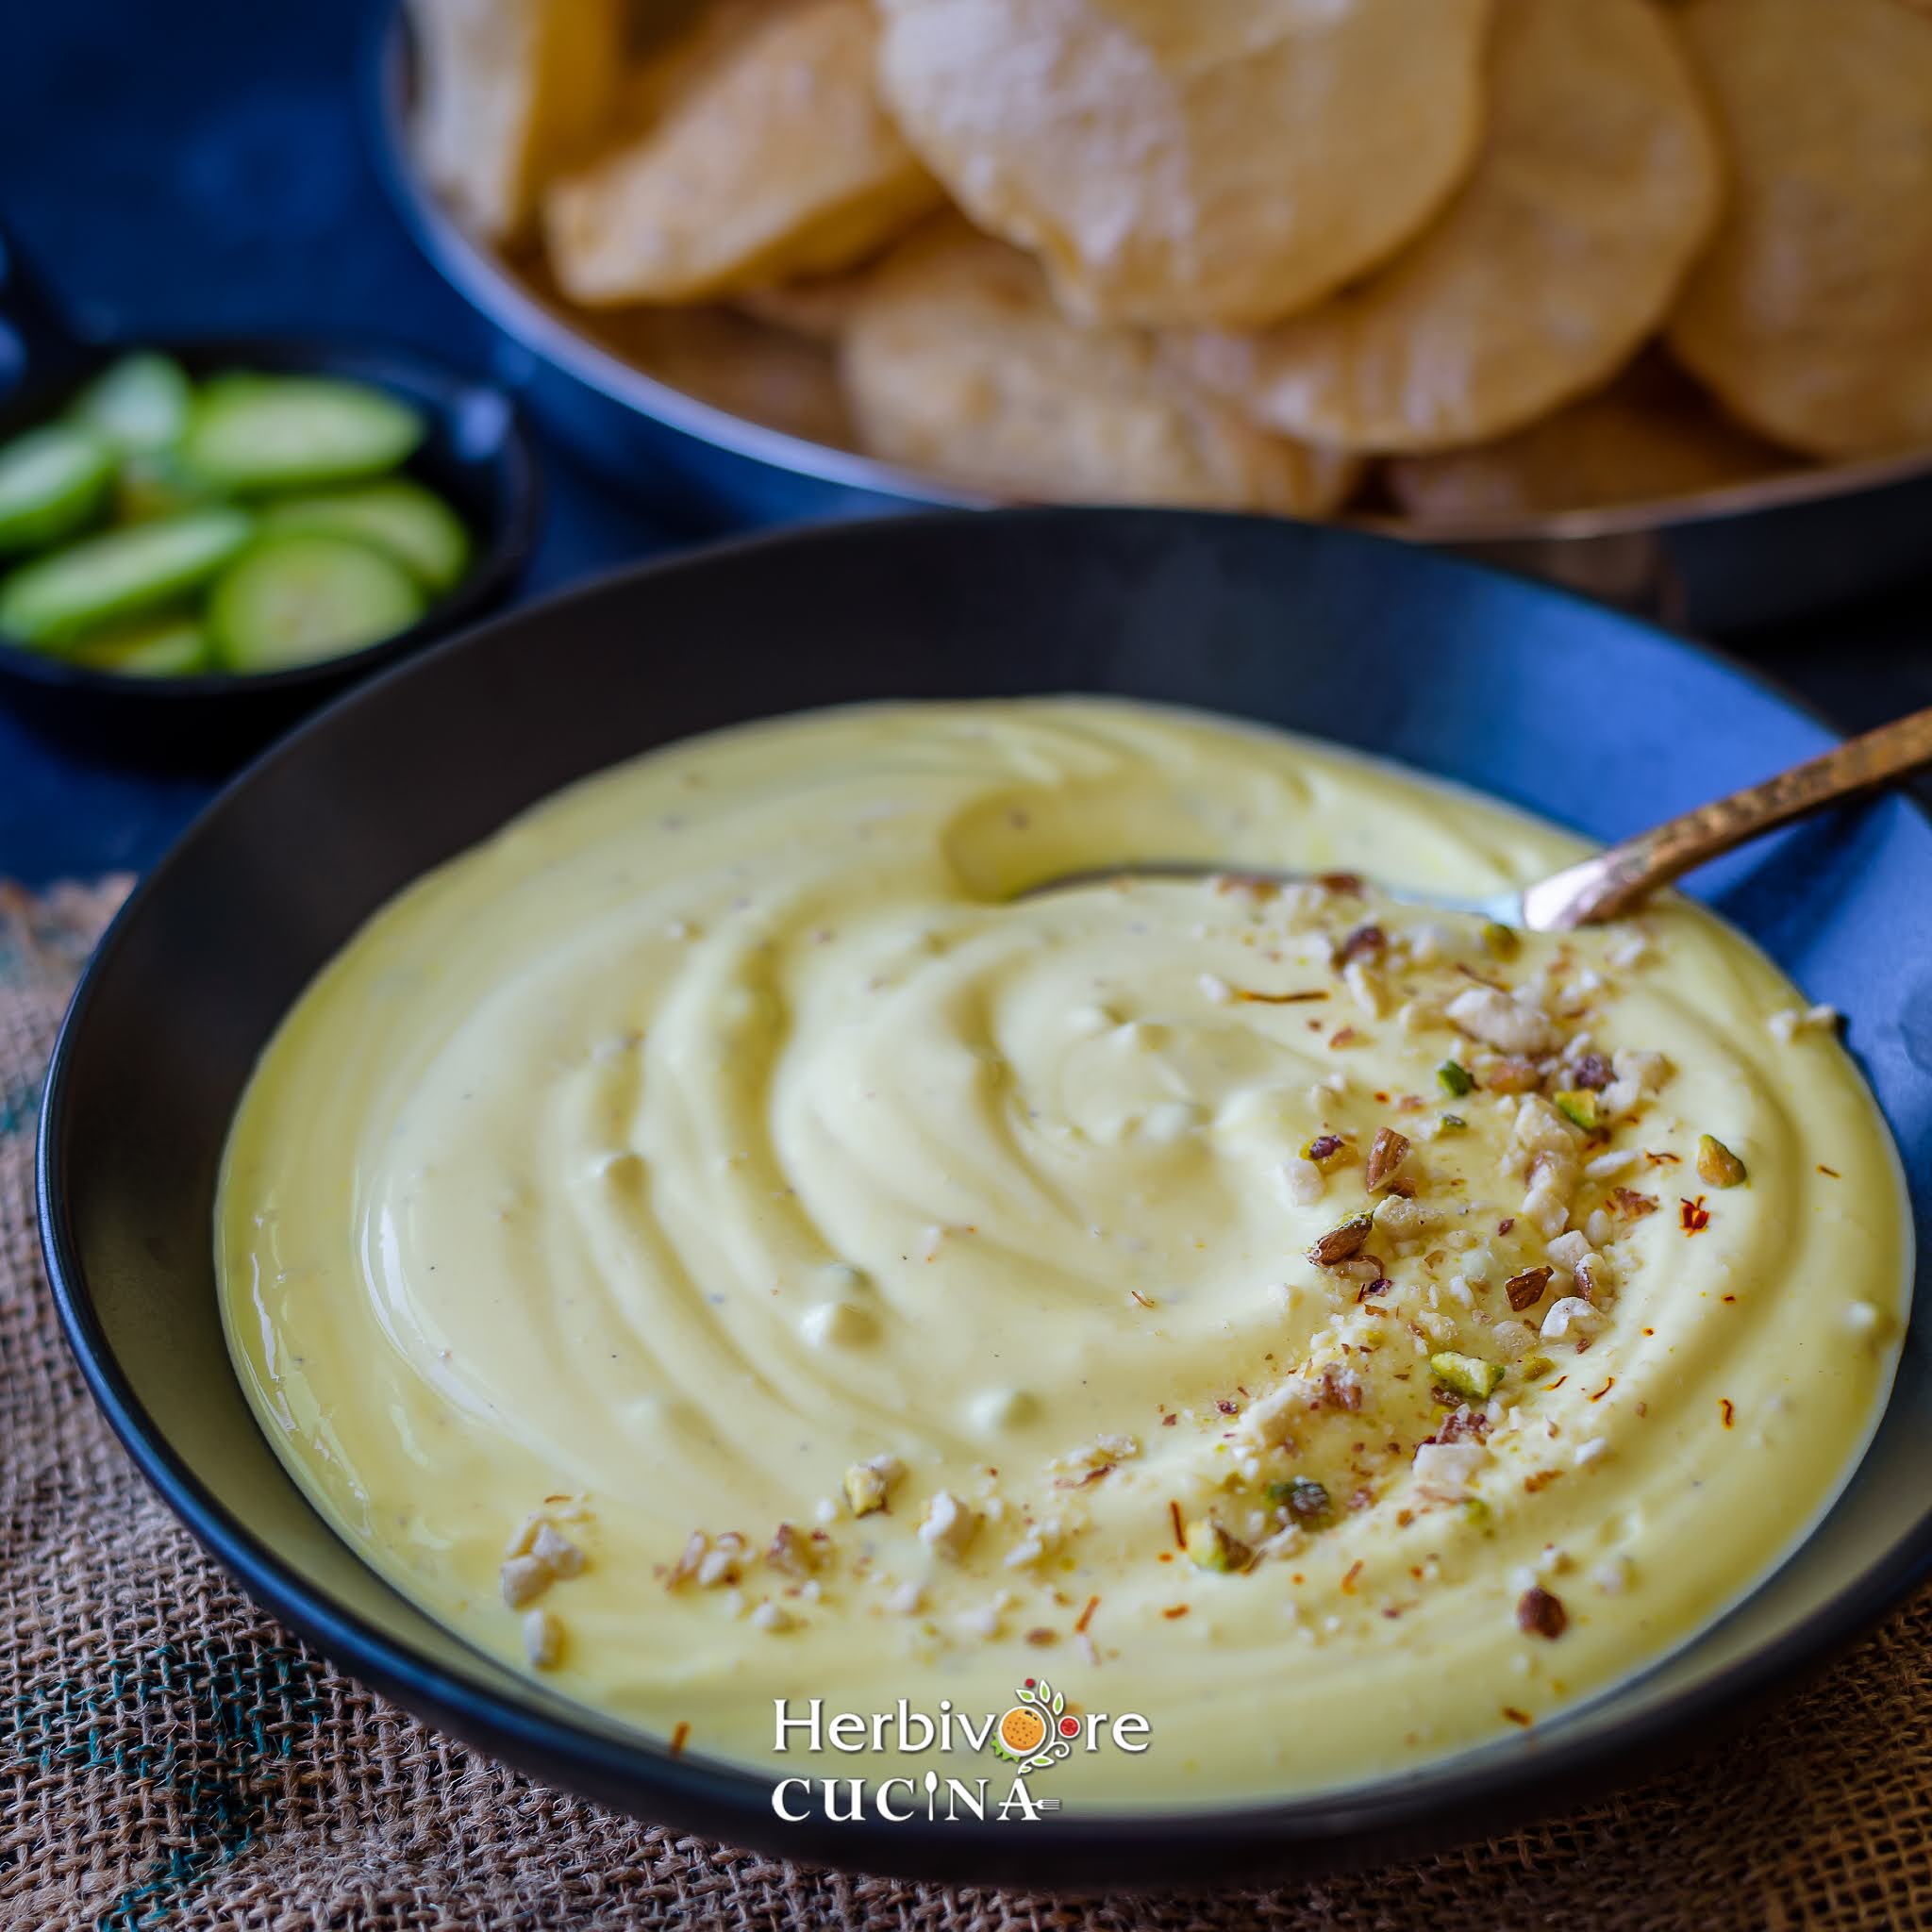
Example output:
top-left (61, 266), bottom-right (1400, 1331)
top-left (1520, 704), bottom-right (1932, 930)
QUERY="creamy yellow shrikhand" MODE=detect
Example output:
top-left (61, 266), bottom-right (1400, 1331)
top-left (216, 699), bottom-right (1909, 1807)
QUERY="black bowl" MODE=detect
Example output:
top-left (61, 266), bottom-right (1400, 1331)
top-left (0, 239), bottom-right (539, 767)
top-left (38, 510), bottom-right (1932, 1889)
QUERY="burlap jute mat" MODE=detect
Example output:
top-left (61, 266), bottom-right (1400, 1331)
top-left (5, 880), bottom-right (1931, 1931)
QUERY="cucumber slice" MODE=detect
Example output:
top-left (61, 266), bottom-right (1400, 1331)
top-left (0, 507), bottom-right (253, 647)
top-left (0, 424), bottom-right (114, 553)
top-left (260, 479), bottom-right (472, 591)
top-left (208, 532), bottom-right (425, 673)
top-left (115, 449), bottom-right (211, 525)
top-left (69, 614), bottom-right (211, 677)
top-left (72, 352), bottom-right (192, 454)
top-left (182, 375), bottom-right (426, 491)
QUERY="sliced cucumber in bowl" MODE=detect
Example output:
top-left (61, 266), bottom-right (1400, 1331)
top-left (69, 614), bottom-right (212, 677)
top-left (0, 508), bottom-right (255, 647)
top-left (208, 532), bottom-right (426, 674)
top-left (72, 353), bottom-right (194, 456)
top-left (260, 478), bottom-right (473, 591)
top-left (183, 375), bottom-right (426, 492)
top-left (0, 425), bottom-right (114, 554)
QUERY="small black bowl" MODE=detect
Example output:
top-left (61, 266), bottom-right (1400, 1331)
top-left (0, 227), bottom-right (539, 769)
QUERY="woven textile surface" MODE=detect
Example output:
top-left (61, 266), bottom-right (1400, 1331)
top-left (4, 879), bottom-right (1931, 1932)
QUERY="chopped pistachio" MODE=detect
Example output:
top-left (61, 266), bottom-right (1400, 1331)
top-left (1266, 1476), bottom-right (1332, 1525)
top-left (1462, 1496), bottom-right (1492, 1527)
top-left (1554, 1090), bottom-right (1602, 1132)
top-left (1300, 1132), bottom-right (1350, 1170)
top-left (1185, 1519), bottom-right (1254, 1574)
top-left (1696, 1134), bottom-right (1748, 1188)
top-left (1520, 1354), bottom-right (1556, 1380)
top-left (1432, 1112), bottom-right (1468, 1138)
top-left (1481, 921), bottom-right (1521, 960)
top-left (1430, 1351), bottom-right (1506, 1403)
top-left (1437, 1059), bottom-right (1475, 1099)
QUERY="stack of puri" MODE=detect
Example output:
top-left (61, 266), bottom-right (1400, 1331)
top-left (408, 0), bottom-right (1932, 522)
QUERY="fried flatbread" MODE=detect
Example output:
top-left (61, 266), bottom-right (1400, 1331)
top-left (840, 221), bottom-right (1362, 511)
top-left (1176, 0), bottom-right (1723, 454)
top-left (544, 0), bottom-right (942, 305)
top-left (408, 0), bottom-right (626, 242)
top-left (1385, 358), bottom-right (1794, 520)
top-left (873, 0), bottom-right (1494, 329)
top-left (1666, 0), bottom-right (1932, 458)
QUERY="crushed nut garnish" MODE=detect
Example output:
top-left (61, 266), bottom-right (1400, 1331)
top-left (530, 1522), bottom-right (583, 1578)
top-left (1610, 1188), bottom-right (1659, 1220)
top-left (1267, 1476), bottom-right (1332, 1525)
top-left (523, 1607), bottom-right (561, 1669)
top-left (766, 1524), bottom-right (820, 1574)
top-left (1337, 924), bottom-right (1387, 965)
top-left (1516, 1585), bottom-right (1568, 1639)
top-left (918, 1491), bottom-right (981, 1559)
top-left (1307, 1216), bottom-right (1374, 1266)
top-left (1696, 1135), bottom-right (1748, 1188)
top-left (1430, 1352), bottom-right (1504, 1403)
top-left (1185, 1519), bottom-right (1254, 1574)
top-left (842, 1455), bottom-right (905, 1518)
top-left (1505, 1266), bottom-right (1554, 1313)
top-left (1540, 1297), bottom-right (1603, 1342)
top-left (1446, 985), bottom-right (1557, 1056)
top-left (1364, 1126), bottom-right (1412, 1192)
top-left (1437, 1059), bottom-right (1474, 1098)
top-left (500, 1555), bottom-right (551, 1609)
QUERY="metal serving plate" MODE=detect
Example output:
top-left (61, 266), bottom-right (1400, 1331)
top-left (366, 6), bottom-right (1932, 633)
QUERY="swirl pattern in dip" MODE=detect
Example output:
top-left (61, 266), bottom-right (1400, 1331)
top-left (216, 699), bottom-right (1908, 1805)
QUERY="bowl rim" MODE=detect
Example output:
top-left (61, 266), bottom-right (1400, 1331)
top-left (0, 332), bottom-right (542, 701)
top-left (365, 2), bottom-right (1932, 546)
top-left (33, 507), bottom-right (1932, 1882)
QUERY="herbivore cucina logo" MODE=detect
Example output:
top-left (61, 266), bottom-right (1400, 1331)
top-left (770, 1677), bottom-right (1151, 1823)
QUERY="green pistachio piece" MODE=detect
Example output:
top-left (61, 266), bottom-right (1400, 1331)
top-left (1430, 1351), bottom-right (1506, 1403)
top-left (1696, 1134), bottom-right (1748, 1188)
top-left (1266, 1476), bottom-right (1332, 1525)
top-left (1185, 1519), bottom-right (1254, 1574)
top-left (1437, 1059), bottom-right (1474, 1098)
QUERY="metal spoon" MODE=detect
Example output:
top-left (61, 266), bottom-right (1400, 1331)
top-left (1022, 705), bottom-right (1932, 931)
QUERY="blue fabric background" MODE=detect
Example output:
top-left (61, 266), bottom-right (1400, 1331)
top-left (1, 0), bottom-right (1927, 886)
